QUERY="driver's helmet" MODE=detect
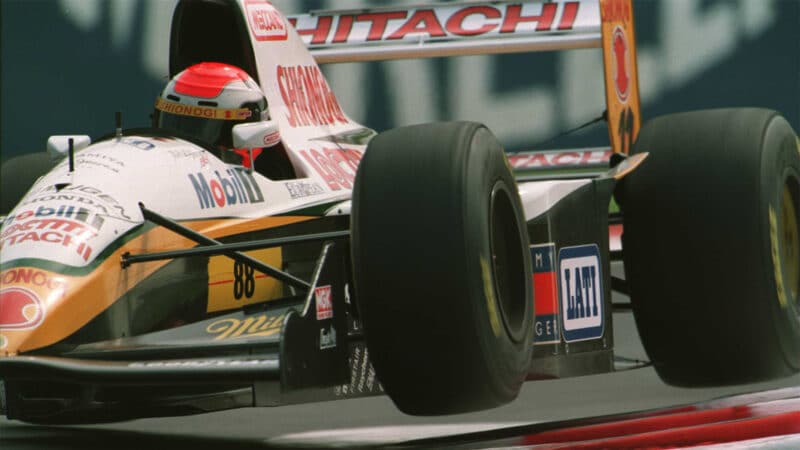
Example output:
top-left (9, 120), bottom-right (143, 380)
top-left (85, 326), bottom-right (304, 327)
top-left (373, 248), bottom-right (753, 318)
top-left (154, 62), bottom-right (267, 152)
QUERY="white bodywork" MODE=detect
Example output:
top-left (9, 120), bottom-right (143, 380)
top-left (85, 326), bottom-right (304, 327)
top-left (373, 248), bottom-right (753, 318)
top-left (0, 135), bottom-right (351, 268)
top-left (0, 0), bottom-right (606, 269)
top-left (518, 180), bottom-right (592, 221)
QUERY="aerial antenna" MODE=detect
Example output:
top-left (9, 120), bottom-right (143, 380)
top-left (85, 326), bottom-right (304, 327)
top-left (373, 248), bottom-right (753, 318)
top-left (68, 138), bottom-right (75, 173)
top-left (115, 111), bottom-right (123, 139)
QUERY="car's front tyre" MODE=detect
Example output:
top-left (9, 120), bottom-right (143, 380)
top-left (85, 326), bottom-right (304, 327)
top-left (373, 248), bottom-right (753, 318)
top-left (351, 121), bottom-right (533, 415)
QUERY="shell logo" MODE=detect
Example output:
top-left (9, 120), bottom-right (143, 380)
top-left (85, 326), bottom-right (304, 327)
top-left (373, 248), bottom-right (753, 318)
top-left (0, 287), bottom-right (45, 330)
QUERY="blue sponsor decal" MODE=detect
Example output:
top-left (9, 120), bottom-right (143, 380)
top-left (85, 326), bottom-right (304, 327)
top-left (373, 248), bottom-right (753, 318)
top-left (120, 137), bottom-right (155, 150)
top-left (531, 243), bottom-right (555, 273)
top-left (558, 244), bottom-right (604, 342)
top-left (188, 168), bottom-right (265, 209)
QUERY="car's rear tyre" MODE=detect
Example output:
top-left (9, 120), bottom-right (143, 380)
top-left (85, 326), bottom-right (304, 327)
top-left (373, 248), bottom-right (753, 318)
top-left (621, 108), bottom-right (800, 386)
top-left (1, 152), bottom-right (55, 214)
top-left (352, 121), bottom-right (533, 415)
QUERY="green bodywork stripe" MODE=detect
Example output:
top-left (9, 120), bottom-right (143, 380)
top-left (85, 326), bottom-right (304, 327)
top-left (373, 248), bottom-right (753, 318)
top-left (0, 202), bottom-right (340, 276)
top-left (0, 223), bottom-right (154, 276)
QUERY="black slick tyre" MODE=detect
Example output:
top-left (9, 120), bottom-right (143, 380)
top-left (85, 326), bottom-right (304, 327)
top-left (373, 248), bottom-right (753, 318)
top-left (621, 108), bottom-right (800, 386)
top-left (352, 121), bottom-right (533, 415)
top-left (1, 153), bottom-right (55, 214)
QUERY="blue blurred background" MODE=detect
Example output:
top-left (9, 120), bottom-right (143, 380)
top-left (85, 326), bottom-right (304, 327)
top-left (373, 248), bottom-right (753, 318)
top-left (1, 0), bottom-right (798, 161)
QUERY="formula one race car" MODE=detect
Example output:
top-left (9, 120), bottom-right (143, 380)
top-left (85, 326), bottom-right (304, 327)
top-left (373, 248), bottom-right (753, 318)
top-left (1, 0), bottom-right (798, 423)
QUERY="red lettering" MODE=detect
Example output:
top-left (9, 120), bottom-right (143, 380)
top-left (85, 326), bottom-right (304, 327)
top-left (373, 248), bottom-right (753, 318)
top-left (0, 268), bottom-right (68, 290)
top-left (0, 231), bottom-right (86, 248)
top-left (553, 152), bottom-right (580, 165)
top-left (446, 6), bottom-right (500, 36)
top-left (298, 67), bottom-right (314, 126)
top-left (324, 148), bottom-right (355, 188)
top-left (20, 220), bottom-right (38, 230)
top-left (288, 67), bottom-right (308, 126)
top-left (17, 268), bottom-right (33, 284)
top-left (341, 149), bottom-right (364, 173)
top-left (311, 67), bottom-right (326, 124)
top-left (315, 70), bottom-right (334, 124)
top-left (387, 9), bottom-right (446, 40)
top-left (268, 10), bottom-right (284, 31)
top-left (283, 67), bottom-right (300, 126)
top-left (333, 15), bottom-right (354, 43)
top-left (32, 271), bottom-right (46, 286)
top-left (16, 211), bottom-right (33, 220)
top-left (296, 15), bottom-right (332, 45)
top-left (500, 4), bottom-right (557, 33)
top-left (314, 149), bottom-right (351, 189)
top-left (0, 224), bottom-right (19, 239)
top-left (312, 69), bottom-right (333, 124)
top-left (41, 231), bottom-right (61, 243)
top-left (300, 150), bottom-right (341, 190)
top-left (278, 66), bottom-right (296, 126)
top-left (299, 148), bottom-right (362, 190)
top-left (558, 2), bottom-right (580, 30)
top-left (328, 87), bottom-right (347, 123)
top-left (293, 67), bottom-right (310, 126)
top-left (19, 232), bottom-right (40, 244)
top-left (528, 154), bottom-right (550, 167)
top-left (254, 10), bottom-right (268, 31)
top-left (56, 220), bottom-right (85, 234)
top-left (507, 154), bottom-right (529, 169)
top-left (277, 65), bottom-right (348, 127)
top-left (210, 180), bottom-right (226, 207)
top-left (248, 2), bottom-right (287, 41)
top-left (356, 12), bottom-right (407, 41)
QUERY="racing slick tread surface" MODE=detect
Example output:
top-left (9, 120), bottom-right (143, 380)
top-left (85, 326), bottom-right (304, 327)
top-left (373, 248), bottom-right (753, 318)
top-left (352, 121), bottom-right (532, 415)
top-left (621, 108), bottom-right (800, 386)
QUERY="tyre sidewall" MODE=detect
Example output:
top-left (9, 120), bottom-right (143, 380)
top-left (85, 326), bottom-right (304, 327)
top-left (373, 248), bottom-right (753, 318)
top-left (463, 127), bottom-right (533, 404)
top-left (352, 122), bottom-right (532, 414)
top-left (760, 117), bottom-right (800, 370)
top-left (623, 109), bottom-right (800, 384)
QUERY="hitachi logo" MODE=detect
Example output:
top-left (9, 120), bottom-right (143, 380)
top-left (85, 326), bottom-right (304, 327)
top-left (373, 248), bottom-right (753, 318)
top-left (188, 168), bottom-right (265, 210)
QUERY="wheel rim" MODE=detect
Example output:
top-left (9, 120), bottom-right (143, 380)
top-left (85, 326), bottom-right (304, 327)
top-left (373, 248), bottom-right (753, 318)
top-left (489, 183), bottom-right (528, 343)
top-left (781, 178), bottom-right (800, 310)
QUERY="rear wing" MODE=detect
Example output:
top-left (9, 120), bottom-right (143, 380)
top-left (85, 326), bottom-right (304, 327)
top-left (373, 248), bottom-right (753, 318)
top-left (287, 0), bottom-right (640, 154)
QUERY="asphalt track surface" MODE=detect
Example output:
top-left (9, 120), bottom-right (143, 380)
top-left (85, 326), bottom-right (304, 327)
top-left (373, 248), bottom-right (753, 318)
top-left (3, 264), bottom-right (800, 449)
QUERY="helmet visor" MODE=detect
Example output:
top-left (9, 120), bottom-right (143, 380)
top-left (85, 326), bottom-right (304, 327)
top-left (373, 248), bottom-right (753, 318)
top-left (155, 97), bottom-right (253, 148)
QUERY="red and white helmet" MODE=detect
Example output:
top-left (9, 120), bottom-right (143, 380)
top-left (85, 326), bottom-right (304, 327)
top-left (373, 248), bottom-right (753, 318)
top-left (154, 62), bottom-right (267, 149)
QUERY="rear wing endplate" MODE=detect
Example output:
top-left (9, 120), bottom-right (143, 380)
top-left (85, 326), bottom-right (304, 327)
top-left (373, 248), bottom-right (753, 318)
top-left (287, 0), bottom-right (640, 154)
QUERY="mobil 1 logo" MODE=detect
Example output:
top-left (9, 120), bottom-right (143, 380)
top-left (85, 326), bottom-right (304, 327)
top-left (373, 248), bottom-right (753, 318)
top-left (558, 244), bottom-right (604, 342)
